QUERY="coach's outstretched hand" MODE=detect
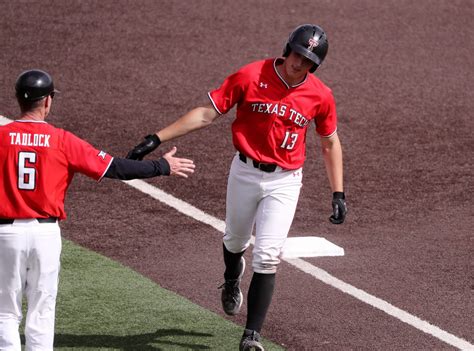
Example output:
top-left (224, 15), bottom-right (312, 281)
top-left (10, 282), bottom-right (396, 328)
top-left (329, 192), bottom-right (347, 224)
top-left (126, 134), bottom-right (161, 160)
top-left (162, 147), bottom-right (195, 178)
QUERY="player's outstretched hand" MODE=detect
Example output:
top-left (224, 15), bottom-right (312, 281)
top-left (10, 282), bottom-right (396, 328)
top-left (126, 134), bottom-right (161, 160)
top-left (329, 192), bottom-right (347, 224)
top-left (162, 147), bottom-right (195, 178)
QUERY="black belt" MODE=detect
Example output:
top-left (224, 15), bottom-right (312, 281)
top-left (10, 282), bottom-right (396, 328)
top-left (0, 217), bottom-right (58, 225)
top-left (239, 153), bottom-right (277, 173)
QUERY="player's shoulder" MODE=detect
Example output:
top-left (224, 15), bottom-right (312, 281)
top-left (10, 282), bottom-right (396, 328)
top-left (236, 58), bottom-right (272, 75)
top-left (37, 121), bottom-right (67, 136)
top-left (307, 74), bottom-right (332, 91)
top-left (306, 74), bottom-right (334, 98)
top-left (223, 59), bottom-right (270, 86)
top-left (34, 121), bottom-right (76, 142)
top-left (6, 120), bottom-right (61, 132)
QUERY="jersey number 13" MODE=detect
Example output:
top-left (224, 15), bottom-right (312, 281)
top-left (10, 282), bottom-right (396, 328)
top-left (280, 131), bottom-right (298, 150)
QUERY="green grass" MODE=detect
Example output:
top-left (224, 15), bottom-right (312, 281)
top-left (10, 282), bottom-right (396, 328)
top-left (21, 240), bottom-right (285, 350)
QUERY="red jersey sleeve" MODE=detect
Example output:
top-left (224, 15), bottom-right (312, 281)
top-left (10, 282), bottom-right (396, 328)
top-left (62, 130), bottom-right (113, 181)
top-left (208, 70), bottom-right (247, 114)
top-left (315, 90), bottom-right (338, 137)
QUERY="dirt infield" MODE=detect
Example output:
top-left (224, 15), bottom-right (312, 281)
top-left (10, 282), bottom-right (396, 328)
top-left (1, 0), bottom-right (472, 350)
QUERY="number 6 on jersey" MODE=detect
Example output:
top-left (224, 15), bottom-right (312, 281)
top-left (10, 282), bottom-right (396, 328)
top-left (18, 151), bottom-right (37, 190)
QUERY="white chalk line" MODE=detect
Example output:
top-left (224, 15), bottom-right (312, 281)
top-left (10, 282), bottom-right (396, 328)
top-left (1, 116), bottom-right (472, 350)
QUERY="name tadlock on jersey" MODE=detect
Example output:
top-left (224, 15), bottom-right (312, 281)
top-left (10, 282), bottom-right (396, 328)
top-left (9, 132), bottom-right (51, 147)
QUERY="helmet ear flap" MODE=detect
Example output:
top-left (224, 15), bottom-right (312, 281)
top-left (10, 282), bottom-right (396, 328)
top-left (283, 43), bottom-right (291, 57)
top-left (309, 64), bottom-right (318, 73)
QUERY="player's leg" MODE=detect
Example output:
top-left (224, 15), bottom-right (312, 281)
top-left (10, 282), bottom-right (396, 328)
top-left (24, 221), bottom-right (61, 351)
top-left (223, 155), bottom-right (261, 254)
top-left (252, 170), bottom-right (302, 275)
top-left (221, 155), bottom-right (262, 315)
top-left (242, 169), bottom-right (302, 348)
top-left (0, 223), bottom-right (27, 350)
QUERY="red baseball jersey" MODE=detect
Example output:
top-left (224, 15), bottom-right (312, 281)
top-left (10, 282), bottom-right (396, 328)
top-left (0, 120), bottom-right (113, 220)
top-left (208, 58), bottom-right (337, 169)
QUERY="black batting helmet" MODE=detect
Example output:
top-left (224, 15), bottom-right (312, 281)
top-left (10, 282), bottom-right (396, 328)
top-left (15, 69), bottom-right (58, 101)
top-left (283, 24), bottom-right (329, 73)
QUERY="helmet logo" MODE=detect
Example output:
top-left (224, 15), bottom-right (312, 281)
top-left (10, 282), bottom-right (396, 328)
top-left (308, 37), bottom-right (319, 51)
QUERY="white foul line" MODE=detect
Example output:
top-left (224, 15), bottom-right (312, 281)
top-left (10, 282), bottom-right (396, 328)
top-left (1, 116), bottom-right (472, 350)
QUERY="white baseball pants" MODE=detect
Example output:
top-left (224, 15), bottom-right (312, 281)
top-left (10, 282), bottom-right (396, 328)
top-left (0, 219), bottom-right (61, 351)
top-left (224, 153), bottom-right (302, 274)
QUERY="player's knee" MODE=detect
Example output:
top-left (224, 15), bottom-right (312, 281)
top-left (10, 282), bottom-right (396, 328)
top-left (252, 256), bottom-right (280, 274)
top-left (223, 234), bottom-right (250, 254)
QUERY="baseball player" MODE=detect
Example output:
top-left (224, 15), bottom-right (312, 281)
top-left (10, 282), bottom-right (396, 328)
top-left (127, 24), bottom-right (347, 350)
top-left (0, 69), bottom-right (195, 351)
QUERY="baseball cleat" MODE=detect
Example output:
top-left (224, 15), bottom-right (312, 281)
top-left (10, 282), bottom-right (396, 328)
top-left (239, 329), bottom-right (265, 351)
top-left (219, 256), bottom-right (245, 316)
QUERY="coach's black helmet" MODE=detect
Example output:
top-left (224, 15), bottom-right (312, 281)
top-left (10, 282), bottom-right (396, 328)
top-left (283, 24), bottom-right (329, 73)
top-left (15, 69), bottom-right (58, 101)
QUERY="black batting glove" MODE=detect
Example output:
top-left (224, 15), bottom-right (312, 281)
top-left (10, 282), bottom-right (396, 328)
top-left (126, 134), bottom-right (161, 160)
top-left (329, 192), bottom-right (347, 224)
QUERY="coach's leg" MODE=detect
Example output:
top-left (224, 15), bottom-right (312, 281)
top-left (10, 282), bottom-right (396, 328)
top-left (0, 225), bottom-right (26, 351)
top-left (24, 223), bottom-right (61, 351)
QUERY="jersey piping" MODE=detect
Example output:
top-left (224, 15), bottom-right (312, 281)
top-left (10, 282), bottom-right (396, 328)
top-left (273, 58), bottom-right (308, 89)
top-left (207, 92), bottom-right (223, 115)
top-left (14, 120), bottom-right (47, 124)
top-left (321, 127), bottom-right (337, 138)
top-left (99, 156), bottom-right (114, 181)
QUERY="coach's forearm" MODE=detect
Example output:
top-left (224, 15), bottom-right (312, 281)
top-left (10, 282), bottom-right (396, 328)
top-left (157, 105), bottom-right (218, 142)
top-left (104, 157), bottom-right (170, 180)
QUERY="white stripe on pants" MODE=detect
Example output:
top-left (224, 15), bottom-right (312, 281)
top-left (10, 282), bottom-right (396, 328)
top-left (0, 219), bottom-right (61, 351)
top-left (224, 154), bottom-right (302, 274)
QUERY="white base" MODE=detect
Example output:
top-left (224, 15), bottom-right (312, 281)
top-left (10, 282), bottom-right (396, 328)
top-left (280, 236), bottom-right (344, 258)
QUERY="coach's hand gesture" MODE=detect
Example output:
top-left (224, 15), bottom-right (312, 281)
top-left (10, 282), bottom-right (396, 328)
top-left (162, 147), bottom-right (195, 178)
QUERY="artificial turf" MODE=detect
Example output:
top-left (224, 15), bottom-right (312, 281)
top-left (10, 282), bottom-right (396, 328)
top-left (20, 239), bottom-right (285, 350)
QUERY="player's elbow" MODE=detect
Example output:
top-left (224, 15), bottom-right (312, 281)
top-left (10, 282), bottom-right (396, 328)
top-left (200, 105), bottom-right (219, 125)
top-left (320, 140), bottom-right (335, 155)
top-left (320, 144), bottom-right (331, 156)
top-left (320, 133), bottom-right (341, 155)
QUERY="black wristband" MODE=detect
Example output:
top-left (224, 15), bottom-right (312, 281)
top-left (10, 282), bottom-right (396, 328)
top-left (146, 134), bottom-right (161, 146)
top-left (333, 192), bottom-right (345, 200)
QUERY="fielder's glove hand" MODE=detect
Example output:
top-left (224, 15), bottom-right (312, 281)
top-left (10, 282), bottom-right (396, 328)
top-left (329, 192), bottom-right (347, 224)
top-left (126, 134), bottom-right (161, 160)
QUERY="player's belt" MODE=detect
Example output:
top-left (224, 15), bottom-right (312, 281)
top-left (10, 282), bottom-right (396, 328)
top-left (239, 152), bottom-right (277, 173)
top-left (0, 217), bottom-right (58, 225)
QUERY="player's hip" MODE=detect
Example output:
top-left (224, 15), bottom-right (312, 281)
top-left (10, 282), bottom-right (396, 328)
top-left (230, 152), bottom-right (303, 183)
